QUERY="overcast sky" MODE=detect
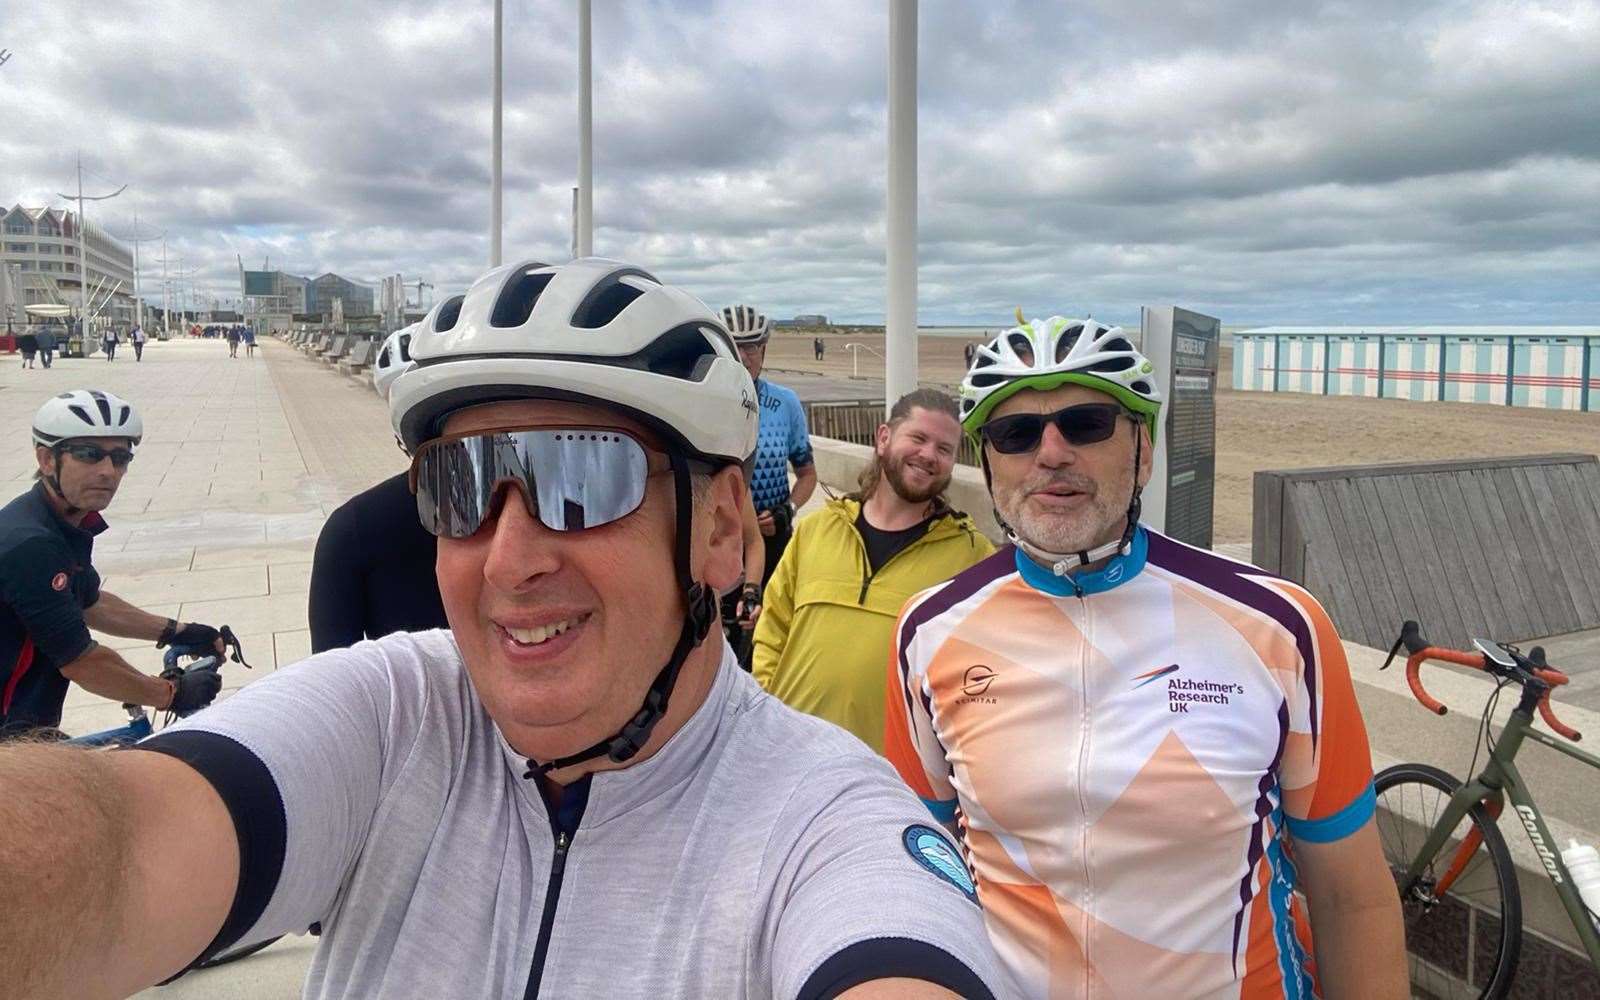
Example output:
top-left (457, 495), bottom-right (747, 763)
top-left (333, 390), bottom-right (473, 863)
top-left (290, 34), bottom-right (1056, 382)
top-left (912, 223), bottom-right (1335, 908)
top-left (3, 0), bottom-right (1597, 326)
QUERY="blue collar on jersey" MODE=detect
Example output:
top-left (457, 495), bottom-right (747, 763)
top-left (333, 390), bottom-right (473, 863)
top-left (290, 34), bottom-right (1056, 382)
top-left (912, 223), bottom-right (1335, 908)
top-left (1014, 525), bottom-right (1149, 597)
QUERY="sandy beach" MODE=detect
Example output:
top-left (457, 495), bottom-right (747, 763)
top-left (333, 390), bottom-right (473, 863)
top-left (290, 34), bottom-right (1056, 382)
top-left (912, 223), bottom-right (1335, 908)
top-left (764, 331), bottom-right (1600, 544)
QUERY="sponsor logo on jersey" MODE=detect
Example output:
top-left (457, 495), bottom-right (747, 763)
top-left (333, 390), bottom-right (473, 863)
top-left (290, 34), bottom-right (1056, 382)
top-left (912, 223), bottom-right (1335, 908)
top-left (50, 571), bottom-right (69, 592)
top-left (1132, 664), bottom-right (1178, 688)
top-left (1135, 664), bottom-right (1244, 712)
top-left (902, 824), bottom-right (977, 904)
top-left (961, 664), bottom-right (995, 696)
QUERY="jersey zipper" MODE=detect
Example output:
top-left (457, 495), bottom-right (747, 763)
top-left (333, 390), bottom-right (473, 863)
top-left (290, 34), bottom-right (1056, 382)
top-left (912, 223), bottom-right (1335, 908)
top-left (522, 830), bottom-right (572, 1000)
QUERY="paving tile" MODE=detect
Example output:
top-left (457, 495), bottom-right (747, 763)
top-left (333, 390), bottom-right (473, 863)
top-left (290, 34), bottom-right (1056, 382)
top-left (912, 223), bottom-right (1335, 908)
top-left (178, 590), bottom-right (310, 636)
top-left (92, 547), bottom-right (195, 575)
top-left (268, 561), bottom-right (313, 594)
top-left (191, 541), bottom-right (317, 570)
top-left (103, 564), bottom-right (269, 606)
top-left (274, 629), bottom-right (312, 669)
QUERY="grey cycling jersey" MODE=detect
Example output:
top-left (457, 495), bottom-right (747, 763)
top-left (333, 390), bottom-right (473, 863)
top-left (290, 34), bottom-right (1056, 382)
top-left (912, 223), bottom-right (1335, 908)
top-left (140, 630), bottom-right (999, 999)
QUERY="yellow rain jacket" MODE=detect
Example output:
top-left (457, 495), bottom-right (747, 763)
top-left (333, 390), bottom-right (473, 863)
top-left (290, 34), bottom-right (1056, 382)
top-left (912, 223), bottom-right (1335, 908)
top-left (753, 496), bottom-right (995, 753)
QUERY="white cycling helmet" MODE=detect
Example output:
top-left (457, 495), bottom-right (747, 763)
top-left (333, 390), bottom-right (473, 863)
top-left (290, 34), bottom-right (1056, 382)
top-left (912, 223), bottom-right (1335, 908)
top-left (390, 257), bottom-right (757, 466)
top-left (32, 389), bottom-right (144, 448)
top-left (389, 257), bottom-right (759, 779)
top-left (719, 304), bottom-right (771, 346)
top-left (960, 316), bottom-right (1164, 441)
top-left (372, 323), bottom-right (419, 400)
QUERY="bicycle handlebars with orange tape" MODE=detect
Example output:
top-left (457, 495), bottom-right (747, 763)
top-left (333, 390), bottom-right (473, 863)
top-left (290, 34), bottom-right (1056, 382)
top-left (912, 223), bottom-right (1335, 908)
top-left (1394, 621), bottom-right (1581, 742)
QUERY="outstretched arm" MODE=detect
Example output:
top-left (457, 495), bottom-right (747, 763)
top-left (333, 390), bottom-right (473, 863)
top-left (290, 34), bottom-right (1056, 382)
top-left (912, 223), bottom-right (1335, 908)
top-left (0, 742), bottom-right (239, 999)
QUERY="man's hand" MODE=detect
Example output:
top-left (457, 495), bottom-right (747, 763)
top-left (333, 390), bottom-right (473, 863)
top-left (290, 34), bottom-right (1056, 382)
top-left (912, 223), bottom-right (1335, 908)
top-left (757, 510), bottom-right (776, 537)
top-left (159, 620), bottom-right (225, 654)
top-left (737, 584), bottom-right (763, 632)
top-left (163, 664), bottom-right (223, 716)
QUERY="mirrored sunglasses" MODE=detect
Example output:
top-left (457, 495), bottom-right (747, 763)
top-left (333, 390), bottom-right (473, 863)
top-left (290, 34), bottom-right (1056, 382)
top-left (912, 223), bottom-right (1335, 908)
top-left (410, 427), bottom-right (665, 539)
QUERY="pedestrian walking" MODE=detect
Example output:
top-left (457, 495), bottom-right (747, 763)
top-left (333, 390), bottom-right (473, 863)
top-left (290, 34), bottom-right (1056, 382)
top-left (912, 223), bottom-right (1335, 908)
top-left (963, 341), bottom-right (977, 367)
top-left (131, 324), bottom-right (147, 362)
top-left (243, 326), bottom-right (256, 358)
top-left (36, 324), bottom-right (54, 368)
top-left (813, 336), bottom-right (825, 361)
top-left (18, 330), bottom-right (38, 369)
top-left (101, 327), bottom-right (117, 362)
top-left (226, 326), bottom-right (240, 358)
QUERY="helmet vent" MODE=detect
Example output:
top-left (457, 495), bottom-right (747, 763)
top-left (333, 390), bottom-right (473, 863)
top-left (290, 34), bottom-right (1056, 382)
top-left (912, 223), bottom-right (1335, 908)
top-left (491, 273), bottom-right (555, 328)
top-left (571, 267), bottom-right (656, 329)
top-left (435, 295), bottom-right (466, 332)
top-left (573, 281), bottom-right (645, 329)
top-left (637, 323), bottom-right (718, 381)
top-left (398, 333), bottom-right (412, 362)
top-left (1104, 336), bottom-right (1134, 354)
top-left (1095, 355), bottom-right (1137, 373)
top-left (68, 404), bottom-right (94, 426)
top-left (968, 370), bottom-right (1008, 389)
top-left (1131, 379), bottom-right (1154, 395)
top-left (1054, 325), bottom-right (1086, 362)
top-left (117, 404), bottom-right (131, 426)
top-left (1006, 332), bottom-right (1034, 365)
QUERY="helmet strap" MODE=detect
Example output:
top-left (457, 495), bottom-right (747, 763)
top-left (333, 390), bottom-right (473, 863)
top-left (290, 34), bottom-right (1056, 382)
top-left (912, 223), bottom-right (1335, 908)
top-left (44, 447), bottom-right (83, 518)
top-left (523, 448), bottom-right (716, 779)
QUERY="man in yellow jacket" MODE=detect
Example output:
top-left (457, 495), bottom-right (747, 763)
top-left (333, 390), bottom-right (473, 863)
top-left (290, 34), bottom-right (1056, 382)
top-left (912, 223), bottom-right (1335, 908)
top-left (754, 389), bottom-right (995, 752)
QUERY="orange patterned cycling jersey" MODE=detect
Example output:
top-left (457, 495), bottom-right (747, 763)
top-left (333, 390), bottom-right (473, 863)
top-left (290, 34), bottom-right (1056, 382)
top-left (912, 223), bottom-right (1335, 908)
top-left (884, 526), bottom-right (1376, 999)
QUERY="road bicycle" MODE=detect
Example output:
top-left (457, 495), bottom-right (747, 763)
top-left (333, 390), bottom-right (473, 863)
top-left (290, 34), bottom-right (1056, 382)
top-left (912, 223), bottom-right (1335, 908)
top-left (1374, 620), bottom-right (1599, 999)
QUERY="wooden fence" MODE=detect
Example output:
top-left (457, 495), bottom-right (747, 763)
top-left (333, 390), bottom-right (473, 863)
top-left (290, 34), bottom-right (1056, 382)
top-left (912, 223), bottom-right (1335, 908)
top-left (803, 400), bottom-right (981, 467)
top-left (1253, 454), bottom-right (1600, 649)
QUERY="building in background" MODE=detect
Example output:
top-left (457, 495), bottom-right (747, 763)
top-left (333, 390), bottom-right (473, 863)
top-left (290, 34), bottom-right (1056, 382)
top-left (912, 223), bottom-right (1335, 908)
top-left (308, 272), bottom-right (374, 317)
top-left (2, 203), bottom-right (135, 327)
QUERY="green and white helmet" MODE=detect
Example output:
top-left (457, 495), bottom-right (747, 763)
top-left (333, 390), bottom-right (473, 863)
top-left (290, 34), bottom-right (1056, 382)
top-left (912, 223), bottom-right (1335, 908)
top-left (959, 316), bottom-right (1163, 441)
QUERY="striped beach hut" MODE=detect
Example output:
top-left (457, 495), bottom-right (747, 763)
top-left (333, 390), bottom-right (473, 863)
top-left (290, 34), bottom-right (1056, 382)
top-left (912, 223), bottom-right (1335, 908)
top-left (1232, 326), bottom-right (1600, 412)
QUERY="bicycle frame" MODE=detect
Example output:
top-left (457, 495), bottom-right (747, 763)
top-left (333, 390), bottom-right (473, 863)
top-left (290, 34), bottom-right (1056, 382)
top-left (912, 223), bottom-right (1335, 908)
top-left (1399, 684), bottom-right (1600, 965)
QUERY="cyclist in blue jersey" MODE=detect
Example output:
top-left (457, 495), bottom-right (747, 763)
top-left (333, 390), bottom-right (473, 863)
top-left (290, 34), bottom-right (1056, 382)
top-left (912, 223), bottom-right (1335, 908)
top-left (720, 305), bottom-right (815, 592)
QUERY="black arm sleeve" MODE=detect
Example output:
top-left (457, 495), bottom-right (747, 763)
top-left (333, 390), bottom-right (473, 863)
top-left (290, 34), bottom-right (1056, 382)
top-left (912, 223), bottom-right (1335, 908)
top-left (133, 731), bottom-right (287, 968)
top-left (308, 506), bottom-right (368, 654)
top-left (798, 938), bottom-right (996, 1000)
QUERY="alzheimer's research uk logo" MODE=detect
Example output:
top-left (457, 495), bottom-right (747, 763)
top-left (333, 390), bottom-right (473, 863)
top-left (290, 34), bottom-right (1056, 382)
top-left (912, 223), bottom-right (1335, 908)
top-left (1133, 664), bottom-right (1244, 714)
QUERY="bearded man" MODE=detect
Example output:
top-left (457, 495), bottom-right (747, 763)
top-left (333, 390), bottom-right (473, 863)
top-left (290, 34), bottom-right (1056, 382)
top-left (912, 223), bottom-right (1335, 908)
top-left (754, 389), bottom-right (994, 752)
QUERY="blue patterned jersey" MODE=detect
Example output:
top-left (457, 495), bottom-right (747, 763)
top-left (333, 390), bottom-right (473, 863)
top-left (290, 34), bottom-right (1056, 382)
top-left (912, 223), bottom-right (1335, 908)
top-left (750, 378), bottom-right (813, 511)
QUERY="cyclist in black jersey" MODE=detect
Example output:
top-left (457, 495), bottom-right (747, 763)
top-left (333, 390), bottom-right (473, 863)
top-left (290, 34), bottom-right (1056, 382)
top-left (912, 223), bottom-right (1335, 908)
top-left (308, 326), bottom-right (449, 652)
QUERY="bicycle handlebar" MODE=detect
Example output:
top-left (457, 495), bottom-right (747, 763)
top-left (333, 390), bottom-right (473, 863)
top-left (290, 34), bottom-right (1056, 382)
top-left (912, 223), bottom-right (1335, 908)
top-left (160, 625), bottom-right (251, 672)
top-left (1388, 620), bottom-right (1581, 742)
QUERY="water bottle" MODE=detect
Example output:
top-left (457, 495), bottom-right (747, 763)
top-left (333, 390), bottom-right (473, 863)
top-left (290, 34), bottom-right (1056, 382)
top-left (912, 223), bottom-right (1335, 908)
top-left (1561, 840), bottom-right (1600, 931)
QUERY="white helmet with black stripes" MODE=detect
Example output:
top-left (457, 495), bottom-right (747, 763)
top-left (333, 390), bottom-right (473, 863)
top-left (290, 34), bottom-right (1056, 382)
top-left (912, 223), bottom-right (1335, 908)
top-left (719, 304), bottom-right (771, 347)
top-left (32, 389), bottom-right (144, 448)
top-left (373, 323), bottom-right (419, 400)
top-left (390, 257), bottom-right (757, 466)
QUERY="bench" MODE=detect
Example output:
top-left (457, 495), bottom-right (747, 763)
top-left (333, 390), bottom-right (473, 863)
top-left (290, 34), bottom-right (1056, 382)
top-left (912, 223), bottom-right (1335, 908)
top-left (304, 333), bottom-right (332, 355)
top-left (338, 340), bottom-right (375, 375)
top-left (318, 335), bottom-right (349, 361)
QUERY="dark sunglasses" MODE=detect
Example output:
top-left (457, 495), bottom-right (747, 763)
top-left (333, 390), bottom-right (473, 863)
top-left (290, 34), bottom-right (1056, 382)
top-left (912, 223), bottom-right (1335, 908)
top-left (410, 426), bottom-right (670, 539)
top-left (979, 402), bottom-right (1132, 455)
top-left (61, 443), bottom-right (135, 468)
